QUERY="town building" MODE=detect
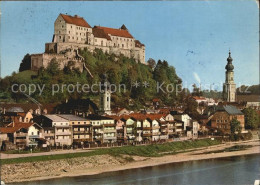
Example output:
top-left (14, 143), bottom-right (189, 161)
top-left (86, 114), bottom-right (116, 144)
top-left (30, 13), bottom-right (145, 72)
top-left (0, 122), bottom-right (44, 149)
top-left (40, 115), bottom-right (72, 146)
top-left (211, 105), bottom-right (245, 134)
top-left (58, 114), bottom-right (92, 147)
top-left (223, 51), bottom-right (236, 102)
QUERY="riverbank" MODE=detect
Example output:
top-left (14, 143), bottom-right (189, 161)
top-left (1, 140), bottom-right (259, 183)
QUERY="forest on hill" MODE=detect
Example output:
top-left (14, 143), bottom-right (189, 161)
top-left (0, 49), bottom-right (183, 110)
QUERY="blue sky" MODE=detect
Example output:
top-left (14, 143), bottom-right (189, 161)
top-left (0, 1), bottom-right (259, 90)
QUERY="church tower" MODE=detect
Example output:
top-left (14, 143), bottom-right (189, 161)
top-left (223, 50), bottom-right (236, 102)
top-left (100, 74), bottom-right (112, 115)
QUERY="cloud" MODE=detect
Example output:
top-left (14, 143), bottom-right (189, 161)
top-left (193, 72), bottom-right (201, 84)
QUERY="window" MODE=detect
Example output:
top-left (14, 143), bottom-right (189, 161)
top-left (84, 122), bottom-right (86, 124)
top-left (61, 123), bottom-right (63, 125)
top-left (31, 132), bottom-right (34, 135)
top-left (78, 122), bottom-right (80, 124)
top-left (68, 36), bottom-right (70, 39)
top-left (71, 26), bottom-right (72, 28)
top-left (72, 122), bottom-right (74, 124)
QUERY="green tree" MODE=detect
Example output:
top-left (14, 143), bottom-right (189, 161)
top-left (230, 118), bottom-right (242, 141)
top-left (19, 54), bottom-right (31, 72)
top-left (242, 108), bottom-right (260, 130)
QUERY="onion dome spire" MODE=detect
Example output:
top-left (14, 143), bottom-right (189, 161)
top-left (225, 50), bottom-right (234, 71)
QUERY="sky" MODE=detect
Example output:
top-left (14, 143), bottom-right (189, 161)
top-left (0, 1), bottom-right (259, 91)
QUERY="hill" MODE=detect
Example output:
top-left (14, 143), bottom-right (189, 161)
top-left (0, 49), bottom-right (182, 110)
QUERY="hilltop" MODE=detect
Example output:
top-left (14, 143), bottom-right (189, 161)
top-left (0, 49), bottom-right (182, 110)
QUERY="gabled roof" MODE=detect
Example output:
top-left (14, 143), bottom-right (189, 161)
top-left (135, 40), bottom-right (145, 48)
top-left (92, 27), bottom-right (111, 40)
top-left (60, 14), bottom-right (91, 28)
top-left (95, 26), bottom-right (134, 38)
top-left (1, 122), bottom-right (35, 134)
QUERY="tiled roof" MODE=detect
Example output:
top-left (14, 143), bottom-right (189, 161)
top-left (60, 14), bottom-right (91, 28)
top-left (223, 105), bottom-right (244, 115)
top-left (44, 115), bottom-right (69, 122)
top-left (58, 114), bottom-right (89, 121)
top-left (135, 40), bottom-right (145, 48)
top-left (1, 122), bottom-right (34, 134)
top-left (92, 27), bottom-right (111, 40)
top-left (95, 26), bottom-right (134, 38)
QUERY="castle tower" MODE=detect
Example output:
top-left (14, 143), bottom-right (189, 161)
top-left (223, 50), bottom-right (236, 102)
top-left (100, 74), bottom-right (112, 115)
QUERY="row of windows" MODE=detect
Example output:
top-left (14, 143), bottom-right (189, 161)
top-left (216, 120), bottom-right (228, 123)
top-left (217, 125), bottom-right (228, 129)
top-left (112, 37), bottom-right (133, 42)
top-left (53, 122), bottom-right (69, 126)
top-left (72, 121), bottom-right (88, 125)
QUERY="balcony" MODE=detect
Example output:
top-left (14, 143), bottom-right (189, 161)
top-left (16, 139), bottom-right (27, 143)
top-left (103, 124), bottom-right (116, 127)
top-left (152, 132), bottom-right (161, 136)
top-left (143, 133), bottom-right (152, 137)
top-left (73, 130), bottom-right (91, 134)
top-left (103, 136), bottom-right (117, 140)
top-left (43, 133), bottom-right (54, 137)
top-left (29, 135), bottom-right (40, 139)
top-left (55, 131), bottom-right (72, 136)
top-left (143, 127), bottom-right (152, 130)
top-left (175, 123), bottom-right (183, 127)
top-left (104, 129), bottom-right (116, 133)
top-left (16, 133), bottom-right (27, 137)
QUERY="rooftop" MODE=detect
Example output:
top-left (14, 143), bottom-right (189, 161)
top-left (44, 114), bottom-right (69, 122)
top-left (95, 26), bottom-right (134, 38)
top-left (60, 14), bottom-right (91, 28)
top-left (58, 114), bottom-right (89, 121)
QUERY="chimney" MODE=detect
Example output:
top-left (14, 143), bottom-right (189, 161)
top-left (74, 15), bottom-right (80, 18)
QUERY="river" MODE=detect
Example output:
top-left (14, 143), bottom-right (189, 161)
top-left (9, 154), bottom-right (260, 185)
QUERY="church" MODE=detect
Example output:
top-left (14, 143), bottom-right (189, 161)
top-left (223, 50), bottom-right (236, 102)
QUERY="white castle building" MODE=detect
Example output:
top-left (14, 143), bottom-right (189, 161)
top-left (31, 14), bottom-right (146, 71)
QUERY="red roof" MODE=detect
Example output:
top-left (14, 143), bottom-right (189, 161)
top-left (60, 14), bottom-right (91, 28)
top-left (95, 26), bottom-right (134, 38)
top-left (92, 27), bottom-right (111, 40)
top-left (0, 122), bottom-right (34, 134)
top-left (135, 40), bottom-right (145, 48)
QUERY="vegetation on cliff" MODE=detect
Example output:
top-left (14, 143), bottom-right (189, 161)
top-left (0, 49), bottom-right (182, 109)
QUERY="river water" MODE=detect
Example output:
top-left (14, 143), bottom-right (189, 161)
top-left (9, 154), bottom-right (260, 185)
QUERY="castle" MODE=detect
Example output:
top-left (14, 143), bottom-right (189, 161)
top-left (31, 14), bottom-right (146, 71)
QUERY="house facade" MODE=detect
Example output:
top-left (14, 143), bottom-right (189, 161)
top-left (211, 105), bottom-right (245, 134)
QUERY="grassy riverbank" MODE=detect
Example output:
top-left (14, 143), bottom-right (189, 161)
top-left (1, 139), bottom-right (221, 165)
